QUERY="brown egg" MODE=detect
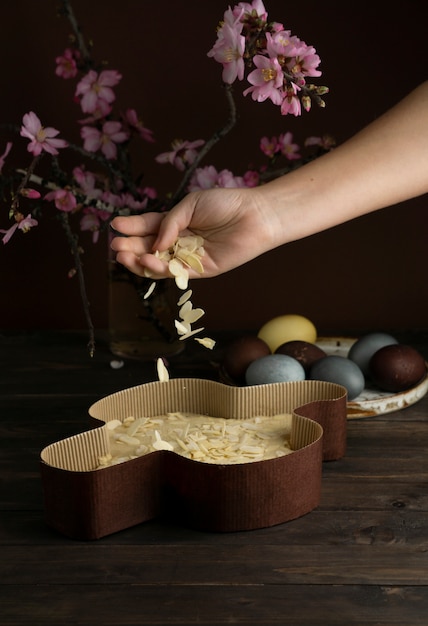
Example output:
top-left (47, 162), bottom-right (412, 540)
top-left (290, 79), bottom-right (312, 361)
top-left (222, 335), bottom-right (271, 384)
top-left (369, 344), bottom-right (426, 392)
top-left (275, 340), bottom-right (326, 374)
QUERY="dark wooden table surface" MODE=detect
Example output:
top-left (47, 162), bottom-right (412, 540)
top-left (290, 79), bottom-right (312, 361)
top-left (1, 329), bottom-right (428, 626)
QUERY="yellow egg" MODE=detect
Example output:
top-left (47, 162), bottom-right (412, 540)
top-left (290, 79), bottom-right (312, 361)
top-left (257, 314), bottom-right (317, 353)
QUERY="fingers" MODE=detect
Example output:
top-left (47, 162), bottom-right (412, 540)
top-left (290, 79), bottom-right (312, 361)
top-left (111, 213), bottom-right (164, 237)
top-left (153, 194), bottom-right (198, 251)
top-left (114, 250), bottom-right (172, 279)
top-left (111, 233), bottom-right (156, 256)
top-left (114, 251), bottom-right (150, 278)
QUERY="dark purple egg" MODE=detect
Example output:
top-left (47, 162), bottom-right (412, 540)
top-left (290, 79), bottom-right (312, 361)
top-left (275, 340), bottom-right (326, 374)
top-left (222, 335), bottom-right (271, 384)
top-left (369, 344), bottom-right (426, 392)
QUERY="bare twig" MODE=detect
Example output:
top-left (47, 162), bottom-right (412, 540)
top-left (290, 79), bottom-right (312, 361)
top-left (58, 0), bottom-right (91, 64)
top-left (167, 84), bottom-right (238, 207)
top-left (59, 212), bottom-right (96, 356)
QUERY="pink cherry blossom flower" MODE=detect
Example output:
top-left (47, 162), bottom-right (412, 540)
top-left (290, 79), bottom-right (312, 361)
top-left (55, 48), bottom-right (79, 79)
top-left (20, 188), bottom-right (41, 199)
top-left (101, 190), bottom-right (149, 211)
top-left (270, 21), bottom-right (285, 33)
top-left (123, 109), bottom-right (155, 143)
top-left (260, 135), bottom-right (279, 157)
top-left (188, 165), bottom-right (248, 191)
top-left (139, 186), bottom-right (157, 200)
top-left (81, 121), bottom-right (129, 160)
top-left (243, 170), bottom-right (260, 187)
top-left (188, 165), bottom-right (220, 191)
top-left (78, 100), bottom-right (113, 124)
top-left (217, 169), bottom-right (245, 188)
top-left (266, 31), bottom-right (302, 59)
top-left (280, 83), bottom-right (302, 116)
top-left (235, 0), bottom-right (268, 21)
top-left (72, 167), bottom-right (103, 201)
top-left (44, 189), bottom-right (77, 212)
top-left (1, 213), bottom-right (38, 244)
top-left (0, 141), bottom-right (12, 173)
top-left (244, 55), bottom-right (284, 105)
top-left (155, 138), bottom-right (205, 172)
top-left (75, 69), bottom-right (122, 114)
top-left (80, 207), bottom-right (110, 243)
top-left (277, 132), bottom-right (301, 160)
top-left (286, 44), bottom-right (322, 81)
top-left (207, 8), bottom-right (245, 84)
top-left (20, 112), bottom-right (68, 156)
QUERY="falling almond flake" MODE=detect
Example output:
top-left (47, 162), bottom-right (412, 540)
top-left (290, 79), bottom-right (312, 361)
top-left (175, 272), bottom-right (189, 290)
top-left (175, 319), bottom-right (191, 335)
top-left (179, 327), bottom-right (204, 341)
top-left (144, 235), bottom-right (214, 352)
top-left (143, 281), bottom-right (156, 299)
top-left (195, 337), bottom-right (216, 350)
top-left (181, 307), bottom-right (205, 324)
top-left (177, 289), bottom-right (192, 306)
top-left (156, 357), bottom-right (169, 382)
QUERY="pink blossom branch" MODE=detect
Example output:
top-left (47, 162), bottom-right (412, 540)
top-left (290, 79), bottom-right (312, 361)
top-left (11, 155), bottom-right (42, 213)
top-left (58, 0), bottom-right (91, 64)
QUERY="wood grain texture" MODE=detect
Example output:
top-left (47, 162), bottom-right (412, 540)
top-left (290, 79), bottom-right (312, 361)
top-left (1, 330), bottom-right (428, 625)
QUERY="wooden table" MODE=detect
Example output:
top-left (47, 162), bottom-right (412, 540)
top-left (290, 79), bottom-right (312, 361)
top-left (1, 330), bottom-right (428, 625)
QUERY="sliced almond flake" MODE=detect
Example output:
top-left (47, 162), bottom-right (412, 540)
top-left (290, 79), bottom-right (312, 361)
top-left (168, 257), bottom-right (186, 277)
top-left (175, 319), bottom-right (191, 335)
top-left (176, 235), bottom-right (200, 251)
top-left (180, 307), bottom-right (205, 324)
top-left (178, 326), bottom-right (204, 341)
top-left (175, 273), bottom-right (189, 290)
top-left (143, 280), bottom-right (157, 299)
top-left (111, 456), bottom-right (131, 465)
top-left (174, 438), bottom-right (189, 452)
top-left (98, 454), bottom-right (113, 466)
top-left (156, 357), bottom-right (169, 382)
top-left (127, 417), bottom-right (148, 437)
top-left (178, 300), bottom-right (193, 318)
top-left (177, 289), bottom-right (192, 306)
top-left (240, 445), bottom-right (265, 454)
top-left (182, 252), bottom-right (204, 274)
top-left (106, 419), bottom-right (122, 431)
top-left (155, 249), bottom-right (172, 261)
top-left (190, 450), bottom-right (205, 460)
top-left (195, 337), bottom-right (216, 350)
top-left (152, 430), bottom-right (174, 451)
top-left (117, 433), bottom-right (141, 446)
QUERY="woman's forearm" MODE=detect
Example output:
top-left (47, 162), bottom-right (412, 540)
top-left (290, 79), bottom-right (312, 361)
top-left (262, 81), bottom-right (428, 247)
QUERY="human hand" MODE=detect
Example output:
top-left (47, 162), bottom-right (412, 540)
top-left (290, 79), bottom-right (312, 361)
top-left (110, 187), bottom-right (278, 280)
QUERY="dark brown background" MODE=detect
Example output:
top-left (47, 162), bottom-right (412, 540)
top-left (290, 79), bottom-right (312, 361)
top-left (0, 0), bottom-right (426, 334)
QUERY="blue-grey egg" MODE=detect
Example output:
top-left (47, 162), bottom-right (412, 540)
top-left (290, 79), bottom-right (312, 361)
top-left (245, 354), bottom-right (306, 385)
top-left (309, 355), bottom-right (365, 400)
top-left (348, 332), bottom-right (398, 376)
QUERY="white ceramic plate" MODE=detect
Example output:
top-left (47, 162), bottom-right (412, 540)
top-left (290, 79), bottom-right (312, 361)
top-left (317, 337), bottom-right (428, 419)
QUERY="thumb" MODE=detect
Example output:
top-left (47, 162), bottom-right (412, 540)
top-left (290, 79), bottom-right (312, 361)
top-left (152, 196), bottom-right (197, 252)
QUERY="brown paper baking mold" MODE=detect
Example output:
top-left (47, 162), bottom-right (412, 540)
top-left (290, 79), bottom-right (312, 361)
top-left (40, 378), bottom-right (347, 540)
